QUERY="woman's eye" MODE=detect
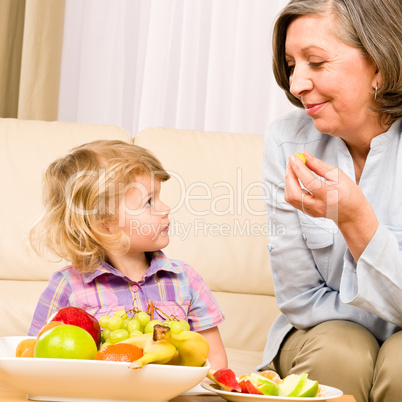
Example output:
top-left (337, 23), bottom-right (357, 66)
top-left (308, 61), bottom-right (324, 68)
top-left (286, 64), bottom-right (295, 75)
top-left (145, 198), bottom-right (152, 207)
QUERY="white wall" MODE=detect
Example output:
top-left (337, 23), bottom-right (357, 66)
top-left (58, 0), bottom-right (296, 136)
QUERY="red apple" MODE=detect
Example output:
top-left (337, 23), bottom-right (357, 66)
top-left (50, 307), bottom-right (101, 348)
top-left (239, 378), bottom-right (249, 393)
top-left (238, 375), bottom-right (263, 395)
top-left (244, 379), bottom-right (263, 395)
top-left (207, 368), bottom-right (242, 393)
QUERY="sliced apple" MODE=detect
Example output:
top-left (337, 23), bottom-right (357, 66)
top-left (207, 368), bottom-right (242, 393)
top-left (238, 378), bottom-right (249, 394)
top-left (259, 381), bottom-right (279, 396)
top-left (278, 373), bottom-right (308, 397)
top-left (238, 373), bottom-right (279, 395)
top-left (238, 377), bottom-right (263, 395)
top-left (250, 374), bottom-right (279, 396)
top-left (297, 377), bottom-right (319, 397)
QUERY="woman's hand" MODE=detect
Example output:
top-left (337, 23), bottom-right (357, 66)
top-left (285, 150), bottom-right (358, 224)
top-left (285, 150), bottom-right (378, 261)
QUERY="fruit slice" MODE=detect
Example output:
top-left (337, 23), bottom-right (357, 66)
top-left (259, 370), bottom-right (282, 384)
top-left (277, 373), bottom-right (308, 397)
top-left (238, 378), bottom-right (249, 394)
top-left (259, 380), bottom-right (279, 396)
top-left (242, 379), bottom-right (263, 395)
top-left (16, 338), bottom-right (37, 357)
top-left (250, 373), bottom-right (279, 396)
top-left (296, 152), bottom-right (306, 164)
top-left (207, 368), bottom-right (242, 393)
top-left (297, 377), bottom-right (319, 397)
top-left (317, 385), bottom-right (327, 397)
top-left (238, 375), bottom-right (263, 395)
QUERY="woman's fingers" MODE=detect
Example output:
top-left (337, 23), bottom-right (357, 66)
top-left (304, 150), bottom-right (339, 183)
top-left (288, 153), bottom-right (326, 195)
top-left (285, 156), bottom-right (314, 213)
top-left (285, 152), bottom-right (339, 219)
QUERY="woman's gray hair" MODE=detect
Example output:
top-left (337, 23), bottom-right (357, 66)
top-left (272, 0), bottom-right (402, 124)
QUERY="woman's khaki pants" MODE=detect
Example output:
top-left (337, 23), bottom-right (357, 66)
top-left (272, 320), bottom-right (402, 402)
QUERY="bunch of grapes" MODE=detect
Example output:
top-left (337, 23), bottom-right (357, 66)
top-left (99, 309), bottom-right (190, 349)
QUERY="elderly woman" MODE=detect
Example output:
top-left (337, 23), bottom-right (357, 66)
top-left (259, 0), bottom-right (402, 401)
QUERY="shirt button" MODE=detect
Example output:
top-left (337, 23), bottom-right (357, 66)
top-left (302, 233), bottom-right (307, 241)
top-left (132, 285), bottom-right (138, 292)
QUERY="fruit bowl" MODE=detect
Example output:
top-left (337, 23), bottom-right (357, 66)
top-left (0, 336), bottom-right (210, 402)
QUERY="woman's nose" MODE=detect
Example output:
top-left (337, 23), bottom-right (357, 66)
top-left (289, 65), bottom-right (313, 97)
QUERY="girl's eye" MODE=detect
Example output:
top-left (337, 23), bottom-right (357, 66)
top-left (145, 198), bottom-right (152, 207)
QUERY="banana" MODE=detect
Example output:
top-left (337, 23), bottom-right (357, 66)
top-left (120, 332), bottom-right (177, 369)
top-left (153, 324), bottom-right (210, 367)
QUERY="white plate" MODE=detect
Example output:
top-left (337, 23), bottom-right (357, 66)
top-left (0, 336), bottom-right (209, 402)
top-left (201, 381), bottom-right (343, 402)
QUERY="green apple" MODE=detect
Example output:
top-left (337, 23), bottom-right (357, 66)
top-left (249, 373), bottom-right (278, 396)
top-left (35, 324), bottom-right (97, 360)
top-left (259, 381), bottom-right (279, 396)
top-left (278, 373), bottom-right (307, 397)
top-left (277, 373), bottom-right (319, 398)
top-left (298, 377), bottom-right (319, 397)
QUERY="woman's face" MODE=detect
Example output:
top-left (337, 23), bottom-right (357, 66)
top-left (285, 13), bottom-right (381, 141)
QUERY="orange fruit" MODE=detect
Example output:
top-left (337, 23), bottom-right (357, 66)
top-left (37, 321), bottom-right (64, 338)
top-left (16, 338), bottom-right (37, 357)
top-left (94, 343), bottom-right (143, 362)
top-left (317, 385), bottom-right (327, 397)
top-left (21, 346), bottom-right (35, 357)
top-left (260, 370), bottom-right (282, 385)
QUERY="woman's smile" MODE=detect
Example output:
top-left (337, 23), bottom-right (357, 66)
top-left (304, 101), bottom-right (328, 116)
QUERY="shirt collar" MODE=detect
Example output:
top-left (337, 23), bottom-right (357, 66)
top-left (82, 250), bottom-right (181, 284)
top-left (370, 119), bottom-right (401, 149)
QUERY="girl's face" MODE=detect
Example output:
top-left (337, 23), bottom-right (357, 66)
top-left (117, 174), bottom-right (170, 254)
top-left (285, 13), bottom-right (382, 143)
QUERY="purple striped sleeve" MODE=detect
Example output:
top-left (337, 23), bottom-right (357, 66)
top-left (28, 270), bottom-right (73, 335)
top-left (184, 264), bottom-right (225, 331)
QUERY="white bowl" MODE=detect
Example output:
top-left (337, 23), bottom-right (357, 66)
top-left (0, 336), bottom-right (209, 402)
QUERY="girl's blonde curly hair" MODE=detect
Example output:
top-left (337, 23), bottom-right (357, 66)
top-left (29, 140), bottom-right (170, 273)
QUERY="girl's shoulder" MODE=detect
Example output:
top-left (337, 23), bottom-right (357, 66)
top-left (48, 264), bottom-right (87, 284)
top-left (152, 251), bottom-right (204, 282)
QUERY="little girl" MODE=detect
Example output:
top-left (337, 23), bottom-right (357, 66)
top-left (28, 139), bottom-right (227, 369)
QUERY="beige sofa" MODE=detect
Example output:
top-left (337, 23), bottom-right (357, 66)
top-left (0, 118), bottom-right (280, 375)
